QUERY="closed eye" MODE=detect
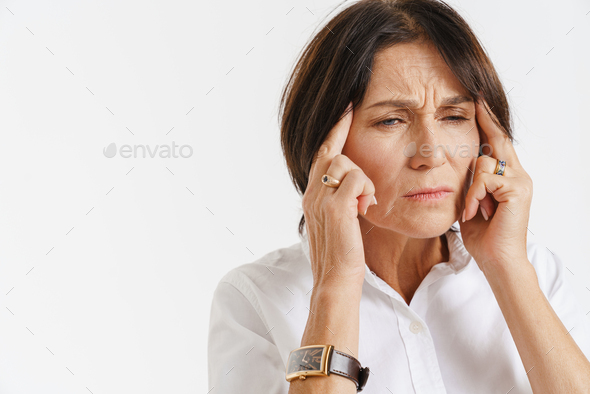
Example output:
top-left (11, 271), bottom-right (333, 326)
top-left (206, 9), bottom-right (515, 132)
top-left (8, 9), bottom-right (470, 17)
top-left (444, 116), bottom-right (469, 124)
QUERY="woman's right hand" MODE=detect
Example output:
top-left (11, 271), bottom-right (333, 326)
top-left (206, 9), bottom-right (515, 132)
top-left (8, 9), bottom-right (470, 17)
top-left (302, 101), bottom-right (378, 292)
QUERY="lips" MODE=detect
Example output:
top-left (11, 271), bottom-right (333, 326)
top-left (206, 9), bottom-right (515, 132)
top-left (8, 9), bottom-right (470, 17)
top-left (404, 186), bottom-right (453, 197)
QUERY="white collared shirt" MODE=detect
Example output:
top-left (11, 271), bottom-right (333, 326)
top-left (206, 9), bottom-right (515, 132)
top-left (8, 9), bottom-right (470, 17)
top-left (207, 226), bottom-right (590, 393)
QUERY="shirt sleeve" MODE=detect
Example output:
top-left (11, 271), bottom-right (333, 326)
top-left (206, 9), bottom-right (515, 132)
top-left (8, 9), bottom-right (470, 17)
top-left (207, 275), bottom-right (289, 394)
top-left (539, 249), bottom-right (590, 361)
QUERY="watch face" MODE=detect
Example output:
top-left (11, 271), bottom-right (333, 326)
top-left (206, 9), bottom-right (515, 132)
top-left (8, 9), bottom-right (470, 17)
top-left (285, 345), bottom-right (331, 380)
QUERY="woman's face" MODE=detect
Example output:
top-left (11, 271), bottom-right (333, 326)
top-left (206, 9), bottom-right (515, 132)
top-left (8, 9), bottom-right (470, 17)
top-left (343, 41), bottom-right (480, 238)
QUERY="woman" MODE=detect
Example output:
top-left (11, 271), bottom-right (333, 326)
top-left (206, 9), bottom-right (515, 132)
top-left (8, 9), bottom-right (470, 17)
top-left (208, 0), bottom-right (590, 392)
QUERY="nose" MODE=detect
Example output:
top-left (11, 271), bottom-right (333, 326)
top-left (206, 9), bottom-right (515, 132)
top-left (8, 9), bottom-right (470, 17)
top-left (406, 121), bottom-right (447, 171)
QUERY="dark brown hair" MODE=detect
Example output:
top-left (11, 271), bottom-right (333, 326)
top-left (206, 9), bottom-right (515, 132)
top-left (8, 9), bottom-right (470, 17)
top-left (278, 0), bottom-right (513, 237)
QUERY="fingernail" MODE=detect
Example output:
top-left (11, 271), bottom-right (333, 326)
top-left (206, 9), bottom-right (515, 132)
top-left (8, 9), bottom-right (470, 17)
top-left (373, 195), bottom-right (378, 205)
top-left (462, 209), bottom-right (466, 223)
top-left (480, 206), bottom-right (488, 221)
top-left (364, 208), bottom-right (368, 215)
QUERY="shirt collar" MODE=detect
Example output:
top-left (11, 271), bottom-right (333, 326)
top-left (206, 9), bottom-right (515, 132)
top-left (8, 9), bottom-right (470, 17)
top-left (299, 223), bottom-right (472, 285)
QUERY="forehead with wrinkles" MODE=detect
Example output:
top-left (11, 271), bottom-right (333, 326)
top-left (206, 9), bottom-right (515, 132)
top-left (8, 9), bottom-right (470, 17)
top-left (363, 41), bottom-right (470, 110)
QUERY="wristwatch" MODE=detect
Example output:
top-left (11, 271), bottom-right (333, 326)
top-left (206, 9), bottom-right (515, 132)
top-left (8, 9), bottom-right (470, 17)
top-left (285, 344), bottom-right (370, 392)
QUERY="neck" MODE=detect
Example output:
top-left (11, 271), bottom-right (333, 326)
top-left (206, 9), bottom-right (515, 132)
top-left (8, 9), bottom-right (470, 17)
top-left (358, 217), bottom-right (449, 305)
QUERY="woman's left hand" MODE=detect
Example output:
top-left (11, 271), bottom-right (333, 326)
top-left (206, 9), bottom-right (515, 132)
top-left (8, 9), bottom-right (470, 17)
top-left (459, 98), bottom-right (533, 275)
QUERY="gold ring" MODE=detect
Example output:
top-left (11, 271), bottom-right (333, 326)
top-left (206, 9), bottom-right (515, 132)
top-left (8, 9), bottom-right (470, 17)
top-left (321, 174), bottom-right (341, 188)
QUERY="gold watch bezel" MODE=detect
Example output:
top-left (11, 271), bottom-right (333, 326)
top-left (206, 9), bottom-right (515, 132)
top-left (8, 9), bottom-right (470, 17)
top-left (285, 344), bottom-right (334, 382)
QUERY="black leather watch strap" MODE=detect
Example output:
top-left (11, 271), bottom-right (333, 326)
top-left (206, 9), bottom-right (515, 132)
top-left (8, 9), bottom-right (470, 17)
top-left (328, 348), bottom-right (370, 392)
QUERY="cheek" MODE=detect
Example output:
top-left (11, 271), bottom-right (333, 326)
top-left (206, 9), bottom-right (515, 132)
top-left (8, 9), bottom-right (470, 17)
top-left (446, 125), bottom-right (481, 161)
top-left (343, 132), bottom-right (406, 171)
top-left (444, 129), bottom-right (479, 195)
top-left (342, 132), bottom-right (408, 192)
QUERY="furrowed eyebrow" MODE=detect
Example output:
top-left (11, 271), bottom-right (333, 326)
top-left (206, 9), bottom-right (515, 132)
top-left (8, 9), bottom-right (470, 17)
top-left (440, 95), bottom-right (473, 106)
top-left (366, 95), bottom-right (473, 109)
top-left (366, 99), bottom-right (419, 109)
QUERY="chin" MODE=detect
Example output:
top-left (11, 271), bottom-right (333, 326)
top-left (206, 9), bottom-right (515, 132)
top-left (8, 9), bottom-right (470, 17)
top-left (394, 214), bottom-right (456, 239)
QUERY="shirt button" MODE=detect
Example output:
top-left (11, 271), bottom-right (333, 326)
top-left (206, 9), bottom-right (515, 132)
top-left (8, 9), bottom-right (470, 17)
top-left (409, 321), bottom-right (423, 334)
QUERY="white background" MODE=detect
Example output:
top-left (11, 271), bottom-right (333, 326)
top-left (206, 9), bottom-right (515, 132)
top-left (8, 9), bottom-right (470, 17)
top-left (1, 0), bottom-right (589, 393)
